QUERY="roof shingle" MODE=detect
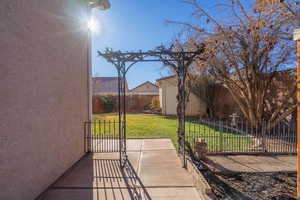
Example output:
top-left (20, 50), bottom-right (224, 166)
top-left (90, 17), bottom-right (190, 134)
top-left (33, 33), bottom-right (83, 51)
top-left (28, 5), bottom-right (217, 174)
top-left (92, 77), bottom-right (129, 95)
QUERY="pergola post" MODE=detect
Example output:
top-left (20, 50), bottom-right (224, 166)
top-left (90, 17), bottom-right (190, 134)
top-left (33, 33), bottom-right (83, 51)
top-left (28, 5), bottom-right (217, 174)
top-left (176, 61), bottom-right (188, 167)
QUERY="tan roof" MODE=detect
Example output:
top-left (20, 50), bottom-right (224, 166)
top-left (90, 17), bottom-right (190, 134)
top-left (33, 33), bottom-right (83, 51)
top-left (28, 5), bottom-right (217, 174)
top-left (92, 77), bottom-right (129, 95)
top-left (130, 81), bottom-right (159, 95)
top-left (156, 75), bottom-right (176, 82)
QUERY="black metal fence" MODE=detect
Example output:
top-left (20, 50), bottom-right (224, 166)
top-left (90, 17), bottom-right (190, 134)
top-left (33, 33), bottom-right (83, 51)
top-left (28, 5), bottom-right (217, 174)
top-left (85, 120), bottom-right (121, 153)
top-left (185, 118), bottom-right (296, 155)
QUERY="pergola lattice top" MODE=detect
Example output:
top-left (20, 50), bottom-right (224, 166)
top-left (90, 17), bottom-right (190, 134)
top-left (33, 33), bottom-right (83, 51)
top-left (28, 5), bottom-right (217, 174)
top-left (97, 44), bottom-right (205, 75)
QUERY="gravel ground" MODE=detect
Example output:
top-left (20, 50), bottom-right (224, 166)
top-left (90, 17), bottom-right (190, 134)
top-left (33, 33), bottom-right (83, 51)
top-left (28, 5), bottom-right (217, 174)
top-left (195, 161), bottom-right (296, 200)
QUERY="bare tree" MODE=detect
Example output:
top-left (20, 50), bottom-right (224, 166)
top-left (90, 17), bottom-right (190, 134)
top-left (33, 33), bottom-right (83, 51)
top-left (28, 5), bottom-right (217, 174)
top-left (177, 0), bottom-right (296, 127)
top-left (188, 74), bottom-right (218, 118)
top-left (256, 0), bottom-right (300, 26)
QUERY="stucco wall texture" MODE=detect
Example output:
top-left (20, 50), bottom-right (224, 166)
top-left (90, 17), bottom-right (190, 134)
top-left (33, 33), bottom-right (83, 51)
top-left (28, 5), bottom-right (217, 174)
top-left (0, 1), bottom-right (89, 199)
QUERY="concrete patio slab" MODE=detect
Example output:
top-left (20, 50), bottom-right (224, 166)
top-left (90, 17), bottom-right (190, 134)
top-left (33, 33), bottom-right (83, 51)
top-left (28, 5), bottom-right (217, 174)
top-left (205, 155), bottom-right (296, 173)
top-left (139, 150), bottom-right (195, 187)
top-left (39, 139), bottom-right (203, 200)
top-left (40, 188), bottom-right (132, 200)
top-left (52, 153), bottom-right (140, 189)
top-left (127, 139), bottom-right (143, 152)
top-left (142, 187), bottom-right (200, 200)
top-left (142, 139), bottom-right (175, 151)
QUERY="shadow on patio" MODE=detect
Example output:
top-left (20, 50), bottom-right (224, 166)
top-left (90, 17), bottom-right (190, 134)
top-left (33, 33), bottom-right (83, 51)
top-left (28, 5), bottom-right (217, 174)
top-left (39, 139), bottom-right (201, 200)
top-left (39, 154), bottom-right (151, 200)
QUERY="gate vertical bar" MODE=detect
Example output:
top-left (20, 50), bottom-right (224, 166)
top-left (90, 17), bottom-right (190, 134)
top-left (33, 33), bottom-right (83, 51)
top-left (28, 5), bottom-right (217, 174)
top-left (122, 69), bottom-right (127, 166)
top-left (183, 74), bottom-right (186, 168)
top-left (118, 69), bottom-right (122, 167)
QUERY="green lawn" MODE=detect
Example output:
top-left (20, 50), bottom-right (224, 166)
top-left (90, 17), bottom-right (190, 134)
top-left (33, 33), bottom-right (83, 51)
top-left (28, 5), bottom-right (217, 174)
top-left (93, 113), bottom-right (253, 151)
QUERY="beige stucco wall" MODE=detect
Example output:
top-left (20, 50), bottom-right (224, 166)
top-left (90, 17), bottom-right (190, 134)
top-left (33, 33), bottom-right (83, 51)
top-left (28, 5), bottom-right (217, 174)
top-left (157, 77), bottom-right (205, 116)
top-left (0, 1), bottom-right (89, 199)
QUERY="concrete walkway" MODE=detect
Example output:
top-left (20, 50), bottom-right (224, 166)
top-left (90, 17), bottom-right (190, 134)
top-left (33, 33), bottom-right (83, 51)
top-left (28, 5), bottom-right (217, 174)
top-left (205, 155), bottom-right (296, 173)
top-left (39, 139), bottom-right (202, 200)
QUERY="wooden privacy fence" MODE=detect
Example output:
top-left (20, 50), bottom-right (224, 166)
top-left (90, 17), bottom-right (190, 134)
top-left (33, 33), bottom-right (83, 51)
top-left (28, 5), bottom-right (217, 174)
top-left (92, 94), bottom-right (159, 114)
top-left (185, 118), bottom-right (296, 155)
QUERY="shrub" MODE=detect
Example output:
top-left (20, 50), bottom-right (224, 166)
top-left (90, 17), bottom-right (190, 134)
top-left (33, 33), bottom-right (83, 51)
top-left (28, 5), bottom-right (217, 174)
top-left (144, 103), bottom-right (151, 110)
top-left (150, 99), bottom-right (160, 110)
top-left (101, 95), bottom-right (117, 113)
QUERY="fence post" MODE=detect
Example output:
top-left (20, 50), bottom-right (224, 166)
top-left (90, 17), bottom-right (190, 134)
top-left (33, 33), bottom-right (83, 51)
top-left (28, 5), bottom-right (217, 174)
top-left (262, 121), bottom-right (267, 153)
top-left (87, 121), bottom-right (91, 153)
top-left (220, 120), bottom-right (224, 153)
top-left (238, 120), bottom-right (242, 151)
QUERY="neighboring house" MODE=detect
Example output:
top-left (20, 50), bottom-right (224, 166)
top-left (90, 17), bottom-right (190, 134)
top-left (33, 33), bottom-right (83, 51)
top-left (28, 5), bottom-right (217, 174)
top-left (130, 81), bottom-right (159, 95)
top-left (92, 77), bottom-right (129, 95)
top-left (156, 75), bottom-right (205, 116)
top-left (156, 69), bottom-right (296, 119)
top-left (1, 1), bottom-right (90, 199)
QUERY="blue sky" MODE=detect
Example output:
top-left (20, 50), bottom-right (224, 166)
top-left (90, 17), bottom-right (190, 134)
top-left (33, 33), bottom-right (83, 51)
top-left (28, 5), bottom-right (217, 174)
top-left (90, 0), bottom-right (253, 89)
top-left (91, 0), bottom-right (200, 89)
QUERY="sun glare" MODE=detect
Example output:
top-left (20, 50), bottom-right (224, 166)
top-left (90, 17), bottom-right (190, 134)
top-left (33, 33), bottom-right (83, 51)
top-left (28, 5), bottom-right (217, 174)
top-left (87, 17), bottom-right (98, 33)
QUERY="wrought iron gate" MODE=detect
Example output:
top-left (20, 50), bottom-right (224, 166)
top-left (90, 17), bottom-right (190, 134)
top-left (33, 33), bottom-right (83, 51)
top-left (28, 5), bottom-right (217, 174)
top-left (84, 120), bottom-right (120, 153)
top-left (85, 58), bottom-right (129, 167)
